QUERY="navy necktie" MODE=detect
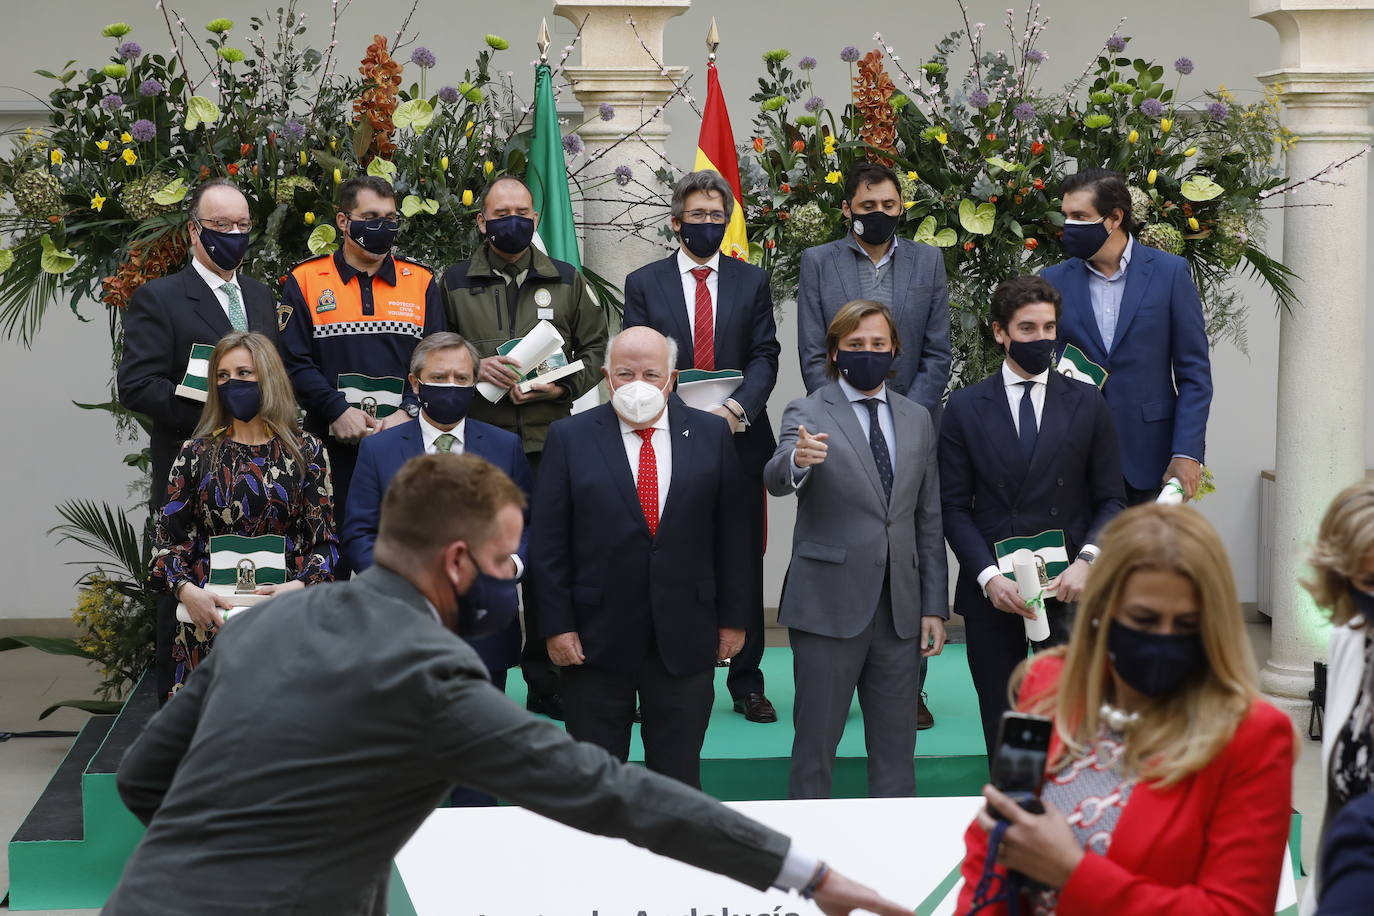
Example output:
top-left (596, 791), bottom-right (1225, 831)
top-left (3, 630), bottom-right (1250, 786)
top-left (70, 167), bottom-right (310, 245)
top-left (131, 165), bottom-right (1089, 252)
top-left (862, 399), bottom-right (894, 502)
top-left (1018, 380), bottom-right (1038, 460)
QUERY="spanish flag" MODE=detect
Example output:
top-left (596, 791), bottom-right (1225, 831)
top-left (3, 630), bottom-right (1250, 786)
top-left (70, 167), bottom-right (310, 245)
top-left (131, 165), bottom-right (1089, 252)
top-left (693, 61), bottom-right (748, 260)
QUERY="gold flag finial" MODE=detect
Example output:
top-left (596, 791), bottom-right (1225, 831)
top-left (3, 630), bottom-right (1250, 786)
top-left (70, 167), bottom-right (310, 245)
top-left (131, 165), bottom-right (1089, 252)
top-left (706, 17), bottom-right (719, 62)
top-left (538, 18), bottom-right (551, 64)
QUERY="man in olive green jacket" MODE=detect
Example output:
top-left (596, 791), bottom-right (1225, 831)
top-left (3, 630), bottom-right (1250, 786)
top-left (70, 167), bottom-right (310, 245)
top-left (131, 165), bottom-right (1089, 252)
top-left (441, 175), bottom-right (608, 718)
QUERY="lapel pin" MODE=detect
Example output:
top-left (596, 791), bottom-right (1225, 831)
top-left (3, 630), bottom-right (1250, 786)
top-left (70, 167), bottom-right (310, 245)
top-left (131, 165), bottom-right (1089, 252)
top-left (683, 429), bottom-right (690, 437)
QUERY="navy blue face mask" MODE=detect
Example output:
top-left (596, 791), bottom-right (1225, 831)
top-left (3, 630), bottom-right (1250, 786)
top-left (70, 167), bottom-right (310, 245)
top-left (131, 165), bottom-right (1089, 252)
top-left (1007, 338), bottom-right (1056, 376)
top-left (347, 217), bottom-right (400, 255)
top-left (417, 383), bottom-right (476, 427)
top-left (217, 378), bottom-right (262, 422)
top-left (454, 555), bottom-right (520, 640)
top-left (678, 220), bottom-right (728, 259)
top-left (1061, 218), bottom-right (1111, 260)
top-left (485, 214), bottom-right (536, 255)
top-left (835, 348), bottom-right (895, 392)
top-left (198, 225), bottom-right (251, 271)
top-left (1107, 619), bottom-right (1206, 699)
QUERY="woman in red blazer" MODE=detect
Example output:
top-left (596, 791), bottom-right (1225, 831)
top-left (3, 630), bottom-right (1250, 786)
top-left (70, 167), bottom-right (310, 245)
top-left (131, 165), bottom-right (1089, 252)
top-left (958, 504), bottom-right (1296, 915)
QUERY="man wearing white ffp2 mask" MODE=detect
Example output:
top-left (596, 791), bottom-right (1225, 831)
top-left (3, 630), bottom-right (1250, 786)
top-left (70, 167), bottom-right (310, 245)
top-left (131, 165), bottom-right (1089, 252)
top-left (529, 325), bottom-right (753, 790)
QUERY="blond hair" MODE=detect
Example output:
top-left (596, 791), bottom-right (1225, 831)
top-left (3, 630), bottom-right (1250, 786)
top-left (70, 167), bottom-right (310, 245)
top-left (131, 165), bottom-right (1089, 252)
top-left (823, 300), bottom-right (902, 381)
top-left (1018, 505), bottom-right (1262, 787)
top-left (193, 331), bottom-right (306, 473)
top-left (1304, 480), bottom-right (1374, 627)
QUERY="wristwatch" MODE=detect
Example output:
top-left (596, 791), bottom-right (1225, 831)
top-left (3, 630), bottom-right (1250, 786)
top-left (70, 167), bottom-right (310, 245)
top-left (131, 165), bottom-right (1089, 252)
top-left (1078, 547), bottom-right (1099, 566)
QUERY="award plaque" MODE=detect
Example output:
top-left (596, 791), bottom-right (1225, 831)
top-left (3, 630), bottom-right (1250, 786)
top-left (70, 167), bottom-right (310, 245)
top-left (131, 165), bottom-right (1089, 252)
top-left (175, 534), bottom-right (288, 624)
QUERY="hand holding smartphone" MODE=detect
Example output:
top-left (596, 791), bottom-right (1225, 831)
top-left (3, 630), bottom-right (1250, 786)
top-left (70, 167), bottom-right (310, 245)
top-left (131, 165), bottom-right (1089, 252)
top-left (990, 711), bottom-right (1052, 817)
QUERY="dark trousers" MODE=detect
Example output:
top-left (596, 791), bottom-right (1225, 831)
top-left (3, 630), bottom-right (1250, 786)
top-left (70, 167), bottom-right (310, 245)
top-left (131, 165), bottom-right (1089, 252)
top-left (560, 653), bottom-right (714, 789)
top-left (725, 479), bottom-right (766, 699)
top-left (519, 450), bottom-right (560, 701)
top-left (965, 600), bottom-right (1074, 758)
top-left (788, 582), bottom-right (920, 799)
top-left (322, 437), bottom-right (359, 579)
top-left (448, 667), bottom-right (509, 807)
top-left (1125, 482), bottom-right (1163, 506)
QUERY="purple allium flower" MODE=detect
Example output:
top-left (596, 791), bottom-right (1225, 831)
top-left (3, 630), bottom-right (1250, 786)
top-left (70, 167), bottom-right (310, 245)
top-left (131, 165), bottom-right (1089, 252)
top-left (438, 85), bottom-right (460, 104)
top-left (1174, 57), bottom-right (1194, 75)
top-left (804, 95), bottom-right (825, 113)
top-left (562, 133), bottom-right (584, 156)
top-left (799, 56), bottom-right (818, 71)
top-left (1013, 102), bottom-right (1037, 122)
top-left (840, 46), bottom-right (861, 63)
top-left (282, 119), bottom-right (305, 141)
top-left (100, 93), bottom-right (124, 112)
top-left (118, 41), bottom-right (142, 60)
top-left (1025, 48), bottom-right (1047, 64)
top-left (131, 118), bottom-right (156, 142)
top-left (968, 89), bottom-right (990, 109)
top-left (614, 164), bottom-right (632, 186)
top-left (1105, 34), bottom-right (1127, 53)
top-left (598, 102), bottom-right (615, 121)
top-left (1139, 98), bottom-right (1166, 118)
top-left (138, 78), bottom-right (163, 97)
top-left (409, 46), bottom-right (437, 69)
top-left (1207, 101), bottom-right (1230, 122)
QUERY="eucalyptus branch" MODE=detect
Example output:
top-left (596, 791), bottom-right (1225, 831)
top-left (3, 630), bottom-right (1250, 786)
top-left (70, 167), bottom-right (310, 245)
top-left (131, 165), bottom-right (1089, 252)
top-left (626, 14), bottom-right (702, 117)
top-left (1259, 147), bottom-right (1369, 199)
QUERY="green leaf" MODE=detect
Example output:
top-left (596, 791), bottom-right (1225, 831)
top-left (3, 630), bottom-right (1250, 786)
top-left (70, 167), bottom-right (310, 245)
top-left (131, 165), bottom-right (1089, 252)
top-left (151, 177), bottom-right (188, 206)
top-left (400, 195), bottom-right (439, 217)
top-left (912, 215), bottom-right (957, 248)
top-left (306, 224), bottom-right (338, 255)
top-left (0, 249), bottom-right (13, 274)
top-left (40, 699), bottom-right (125, 719)
top-left (0, 636), bottom-right (94, 658)
top-left (39, 235), bottom-right (76, 274)
top-left (392, 98), bottom-right (435, 133)
top-left (366, 157), bottom-right (398, 180)
top-left (985, 156), bottom-right (1024, 174)
top-left (184, 96), bottom-right (222, 129)
top-left (958, 198), bottom-right (996, 235)
top-left (1180, 175), bottom-right (1225, 202)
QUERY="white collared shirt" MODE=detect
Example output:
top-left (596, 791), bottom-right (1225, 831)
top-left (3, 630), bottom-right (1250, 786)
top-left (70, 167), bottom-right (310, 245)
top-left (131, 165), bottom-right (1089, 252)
top-left (1083, 234), bottom-right (1134, 351)
top-left (1001, 361), bottom-right (1050, 435)
top-left (676, 247), bottom-right (721, 340)
top-left (190, 255), bottom-right (243, 324)
top-left (419, 413), bottom-right (467, 454)
top-left (618, 410), bottom-right (672, 518)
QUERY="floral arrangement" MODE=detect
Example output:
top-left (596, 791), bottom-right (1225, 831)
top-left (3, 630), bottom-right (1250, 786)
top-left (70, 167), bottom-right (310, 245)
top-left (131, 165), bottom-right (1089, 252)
top-left (741, 3), bottom-right (1318, 385)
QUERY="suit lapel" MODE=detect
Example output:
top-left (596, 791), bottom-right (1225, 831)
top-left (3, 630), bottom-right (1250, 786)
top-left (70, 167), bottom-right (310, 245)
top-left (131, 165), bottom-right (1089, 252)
top-left (657, 398), bottom-right (696, 533)
top-left (591, 406), bottom-right (647, 529)
top-left (184, 266), bottom-right (231, 340)
top-left (655, 256), bottom-right (694, 367)
top-left (887, 394), bottom-right (918, 500)
top-left (976, 375), bottom-right (1029, 483)
top-left (1025, 374), bottom-right (1081, 483)
top-left (712, 256), bottom-right (737, 361)
top-left (890, 240), bottom-right (914, 315)
top-left (1059, 261), bottom-right (1108, 361)
top-left (398, 422), bottom-right (424, 460)
top-left (823, 384), bottom-right (886, 506)
top-left (832, 241), bottom-right (861, 304)
top-left (1110, 244), bottom-right (1155, 352)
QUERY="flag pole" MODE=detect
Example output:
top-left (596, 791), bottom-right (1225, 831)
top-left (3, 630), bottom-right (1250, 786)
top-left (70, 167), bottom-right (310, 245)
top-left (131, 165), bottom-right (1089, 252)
top-left (537, 17), bottom-right (551, 65)
top-left (706, 17), bottom-right (719, 63)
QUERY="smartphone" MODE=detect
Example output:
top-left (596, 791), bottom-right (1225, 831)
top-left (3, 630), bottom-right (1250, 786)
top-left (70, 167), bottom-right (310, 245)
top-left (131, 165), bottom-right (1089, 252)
top-left (990, 711), bottom-right (1052, 816)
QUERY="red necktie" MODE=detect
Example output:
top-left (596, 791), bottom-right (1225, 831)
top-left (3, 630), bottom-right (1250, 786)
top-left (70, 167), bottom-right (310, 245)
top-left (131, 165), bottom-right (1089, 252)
top-left (635, 428), bottom-right (659, 536)
top-left (690, 265), bottom-right (715, 370)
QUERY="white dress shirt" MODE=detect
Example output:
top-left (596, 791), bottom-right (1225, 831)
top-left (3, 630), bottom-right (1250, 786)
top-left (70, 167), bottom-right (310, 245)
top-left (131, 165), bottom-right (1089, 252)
top-left (419, 414), bottom-right (467, 454)
top-left (190, 255), bottom-right (243, 323)
top-left (791, 377), bottom-right (896, 485)
top-left (676, 247), bottom-right (720, 340)
top-left (1083, 234), bottom-right (1133, 352)
top-left (618, 410), bottom-right (672, 518)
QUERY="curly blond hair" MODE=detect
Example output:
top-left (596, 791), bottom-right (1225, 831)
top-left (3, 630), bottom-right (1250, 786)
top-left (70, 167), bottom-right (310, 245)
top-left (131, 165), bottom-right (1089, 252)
top-left (1303, 480), bottom-right (1374, 628)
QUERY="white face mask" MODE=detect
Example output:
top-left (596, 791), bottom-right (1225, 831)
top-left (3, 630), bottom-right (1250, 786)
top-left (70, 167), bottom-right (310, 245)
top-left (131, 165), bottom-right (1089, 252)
top-left (611, 378), bottom-right (668, 425)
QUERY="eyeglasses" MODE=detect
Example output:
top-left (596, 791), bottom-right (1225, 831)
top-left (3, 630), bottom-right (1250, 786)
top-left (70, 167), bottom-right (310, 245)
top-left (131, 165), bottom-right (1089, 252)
top-left (197, 218), bottom-right (254, 233)
top-left (682, 209), bottom-right (728, 224)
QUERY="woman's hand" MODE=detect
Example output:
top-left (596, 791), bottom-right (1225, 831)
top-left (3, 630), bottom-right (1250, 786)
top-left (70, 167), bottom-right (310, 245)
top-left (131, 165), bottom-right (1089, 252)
top-left (254, 579), bottom-right (305, 597)
top-left (177, 582), bottom-right (235, 630)
top-left (975, 784), bottom-right (1084, 889)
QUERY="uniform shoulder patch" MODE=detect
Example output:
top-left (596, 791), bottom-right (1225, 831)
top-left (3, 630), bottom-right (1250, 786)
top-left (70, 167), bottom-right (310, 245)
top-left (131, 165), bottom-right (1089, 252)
top-left (277, 303), bottom-right (294, 331)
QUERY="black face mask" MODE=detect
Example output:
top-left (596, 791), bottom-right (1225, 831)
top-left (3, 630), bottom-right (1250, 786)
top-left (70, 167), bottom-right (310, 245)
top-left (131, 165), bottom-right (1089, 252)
top-left (485, 214), bottom-right (536, 255)
top-left (679, 221), bottom-right (728, 259)
top-left (835, 349), bottom-right (895, 391)
top-left (418, 383), bottom-right (476, 427)
top-left (347, 218), bottom-right (400, 255)
top-left (454, 555), bottom-right (520, 640)
top-left (1107, 619), bottom-right (1206, 699)
top-left (1061, 218), bottom-right (1112, 260)
top-left (1007, 338), bottom-right (1056, 376)
top-left (218, 378), bottom-right (262, 422)
top-left (1349, 585), bottom-right (1374, 621)
top-left (850, 210), bottom-right (900, 246)
top-left (198, 225), bottom-right (251, 271)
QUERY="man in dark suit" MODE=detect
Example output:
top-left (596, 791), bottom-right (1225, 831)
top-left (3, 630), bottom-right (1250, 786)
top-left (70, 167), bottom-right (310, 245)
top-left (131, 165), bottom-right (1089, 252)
top-left (1041, 167), bottom-right (1213, 504)
top-left (116, 178), bottom-right (279, 702)
top-left (765, 301), bottom-right (947, 799)
top-left (622, 169), bottom-right (781, 724)
top-left (939, 276), bottom-right (1126, 755)
top-left (105, 453), bottom-right (905, 916)
top-left (531, 327), bottom-right (748, 788)
top-left (796, 160), bottom-right (953, 728)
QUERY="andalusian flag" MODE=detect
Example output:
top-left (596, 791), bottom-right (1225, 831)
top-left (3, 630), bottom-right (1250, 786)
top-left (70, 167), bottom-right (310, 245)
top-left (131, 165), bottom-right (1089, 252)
top-left (528, 62), bottom-right (582, 269)
top-left (175, 343), bottom-right (214, 402)
top-left (995, 529), bottom-right (1070, 583)
top-left (206, 534), bottom-right (287, 592)
top-left (337, 373), bottom-right (405, 418)
top-left (694, 61), bottom-right (748, 260)
top-left (1056, 343), bottom-right (1109, 389)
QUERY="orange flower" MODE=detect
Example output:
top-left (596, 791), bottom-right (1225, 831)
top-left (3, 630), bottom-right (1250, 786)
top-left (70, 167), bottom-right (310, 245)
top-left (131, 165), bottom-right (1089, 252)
top-left (989, 195), bottom-right (998, 203)
top-left (780, 183), bottom-right (791, 193)
top-left (101, 232), bottom-right (189, 309)
top-left (853, 50), bottom-right (898, 165)
top-left (1014, 195), bottom-right (1023, 204)
top-left (1033, 178), bottom-right (1045, 189)
top-left (986, 132), bottom-right (997, 141)
top-left (791, 140), bottom-right (805, 153)
top-left (963, 240), bottom-right (975, 251)
top-left (1031, 141), bottom-right (1045, 155)
top-left (198, 165), bottom-right (211, 180)
top-left (778, 211), bottom-right (790, 220)
top-left (1024, 238), bottom-right (1038, 250)
top-left (764, 238), bottom-right (777, 249)
top-left (753, 137), bottom-right (765, 153)
top-left (354, 34), bottom-right (403, 162)
top-left (226, 162), bottom-right (240, 175)
top-left (240, 143), bottom-right (253, 157)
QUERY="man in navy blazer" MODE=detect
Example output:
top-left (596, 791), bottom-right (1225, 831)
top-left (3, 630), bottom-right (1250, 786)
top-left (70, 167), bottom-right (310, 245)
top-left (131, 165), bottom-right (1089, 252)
top-left (939, 276), bottom-right (1125, 755)
top-left (531, 327), bottom-right (749, 788)
top-left (343, 332), bottom-right (532, 688)
top-left (1041, 167), bottom-right (1213, 504)
top-left (622, 169), bottom-right (781, 725)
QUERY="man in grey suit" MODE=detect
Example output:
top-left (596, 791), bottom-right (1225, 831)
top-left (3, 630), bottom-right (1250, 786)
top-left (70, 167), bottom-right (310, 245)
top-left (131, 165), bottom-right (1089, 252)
top-left (105, 453), bottom-right (905, 915)
top-left (766, 301), bottom-right (948, 800)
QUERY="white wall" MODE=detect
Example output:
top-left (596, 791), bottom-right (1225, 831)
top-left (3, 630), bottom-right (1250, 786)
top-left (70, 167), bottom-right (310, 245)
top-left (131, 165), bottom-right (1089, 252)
top-left (0, 0), bottom-right (1368, 618)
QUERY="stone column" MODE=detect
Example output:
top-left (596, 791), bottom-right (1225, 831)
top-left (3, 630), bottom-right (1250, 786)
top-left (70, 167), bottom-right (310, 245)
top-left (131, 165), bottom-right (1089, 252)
top-left (1252, 0), bottom-right (1374, 717)
top-left (554, 0), bottom-right (691, 296)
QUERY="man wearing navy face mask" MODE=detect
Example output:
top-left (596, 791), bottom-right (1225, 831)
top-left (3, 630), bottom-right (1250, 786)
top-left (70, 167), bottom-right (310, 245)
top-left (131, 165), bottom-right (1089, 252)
top-left (278, 176), bottom-right (447, 577)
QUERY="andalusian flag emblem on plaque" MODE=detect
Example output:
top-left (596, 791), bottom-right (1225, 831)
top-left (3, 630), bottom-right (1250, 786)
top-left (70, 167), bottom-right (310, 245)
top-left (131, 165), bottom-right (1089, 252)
top-left (174, 343), bottom-right (215, 402)
top-left (338, 374), bottom-right (405, 418)
top-left (206, 534), bottom-right (287, 595)
top-left (1056, 343), bottom-right (1109, 389)
top-left (995, 529), bottom-right (1069, 586)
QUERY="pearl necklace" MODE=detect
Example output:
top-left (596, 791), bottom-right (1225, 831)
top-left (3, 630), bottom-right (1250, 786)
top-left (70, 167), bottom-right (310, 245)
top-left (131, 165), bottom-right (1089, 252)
top-left (1099, 702), bottom-right (1141, 731)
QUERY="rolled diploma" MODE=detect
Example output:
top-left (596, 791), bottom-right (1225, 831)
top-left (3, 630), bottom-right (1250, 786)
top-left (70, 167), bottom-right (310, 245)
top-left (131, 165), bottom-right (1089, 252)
top-left (1013, 548), bottom-right (1052, 643)
top-left (476, 320), bottom-right (565, 403)
top-left (1157, 477), bottom-right (1186, 505)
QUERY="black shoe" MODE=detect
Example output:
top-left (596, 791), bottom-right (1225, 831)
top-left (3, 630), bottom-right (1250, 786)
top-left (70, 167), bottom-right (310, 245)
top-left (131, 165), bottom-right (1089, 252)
top-left (917, 692), bottom-right (934, 730)
top-left (732, 693), bottom-right (778, 723)
top-left (526, 692), bottom-right (565, 721)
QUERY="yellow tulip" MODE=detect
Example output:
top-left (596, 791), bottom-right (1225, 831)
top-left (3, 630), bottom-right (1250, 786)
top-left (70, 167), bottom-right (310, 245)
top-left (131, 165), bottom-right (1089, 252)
top-left (824, 170), bottom-right (842, 184)
top-left (1127, 129), bottom-right (1138, 144)
top-left (90, 193), bottom-right (107, 212)
top-left (329, 138), bottom-right (338, 151)
top-left (483, 160), bottom-right (494, 176)
top-left (935, 130), bottom-right (948, 145)
top-left (333, 168), bottom-right (342, 184)
top-left (906, 170), bottom-right (919, 181)
top-left (440, 156), bottom-right (450, 172)
top-left (299, 150), bottom-right (307, 167)
top-left (461, 189), bottom-right (474, 207)
top-left (903, 200), bottom-right (915, 209)
top-left (1187, 217), bottom-right (1200, 231)
top-left (1160, 118), bottom-right (1173, 134)
top-left (1147, 169), bottom-right (1157, 185)
top-left (49, 149), bottom-right (64, 165)
top-left (122, 148), bottom-right (137, 165)
top-left (95, 140), bottom-right (110, 151)
top-left (304, 211), bottom-right (315, 225)
top-left (465, 120), bottom-right (475, 138)
top-left (120, 131), bottom-right (132, 143)
top-left (1183, 147), bottom-right (1197, 157)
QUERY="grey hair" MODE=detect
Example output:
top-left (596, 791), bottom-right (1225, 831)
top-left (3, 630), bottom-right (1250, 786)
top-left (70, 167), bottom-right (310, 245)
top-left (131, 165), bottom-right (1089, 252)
top-left (410, 332), bottom-right (483, 377)
top-left (187, 177), bottom-right (244, 222)
top-left (671, 169), bottom-right (734, 223)
top-left (606, 328), bottom-right (678, 372)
